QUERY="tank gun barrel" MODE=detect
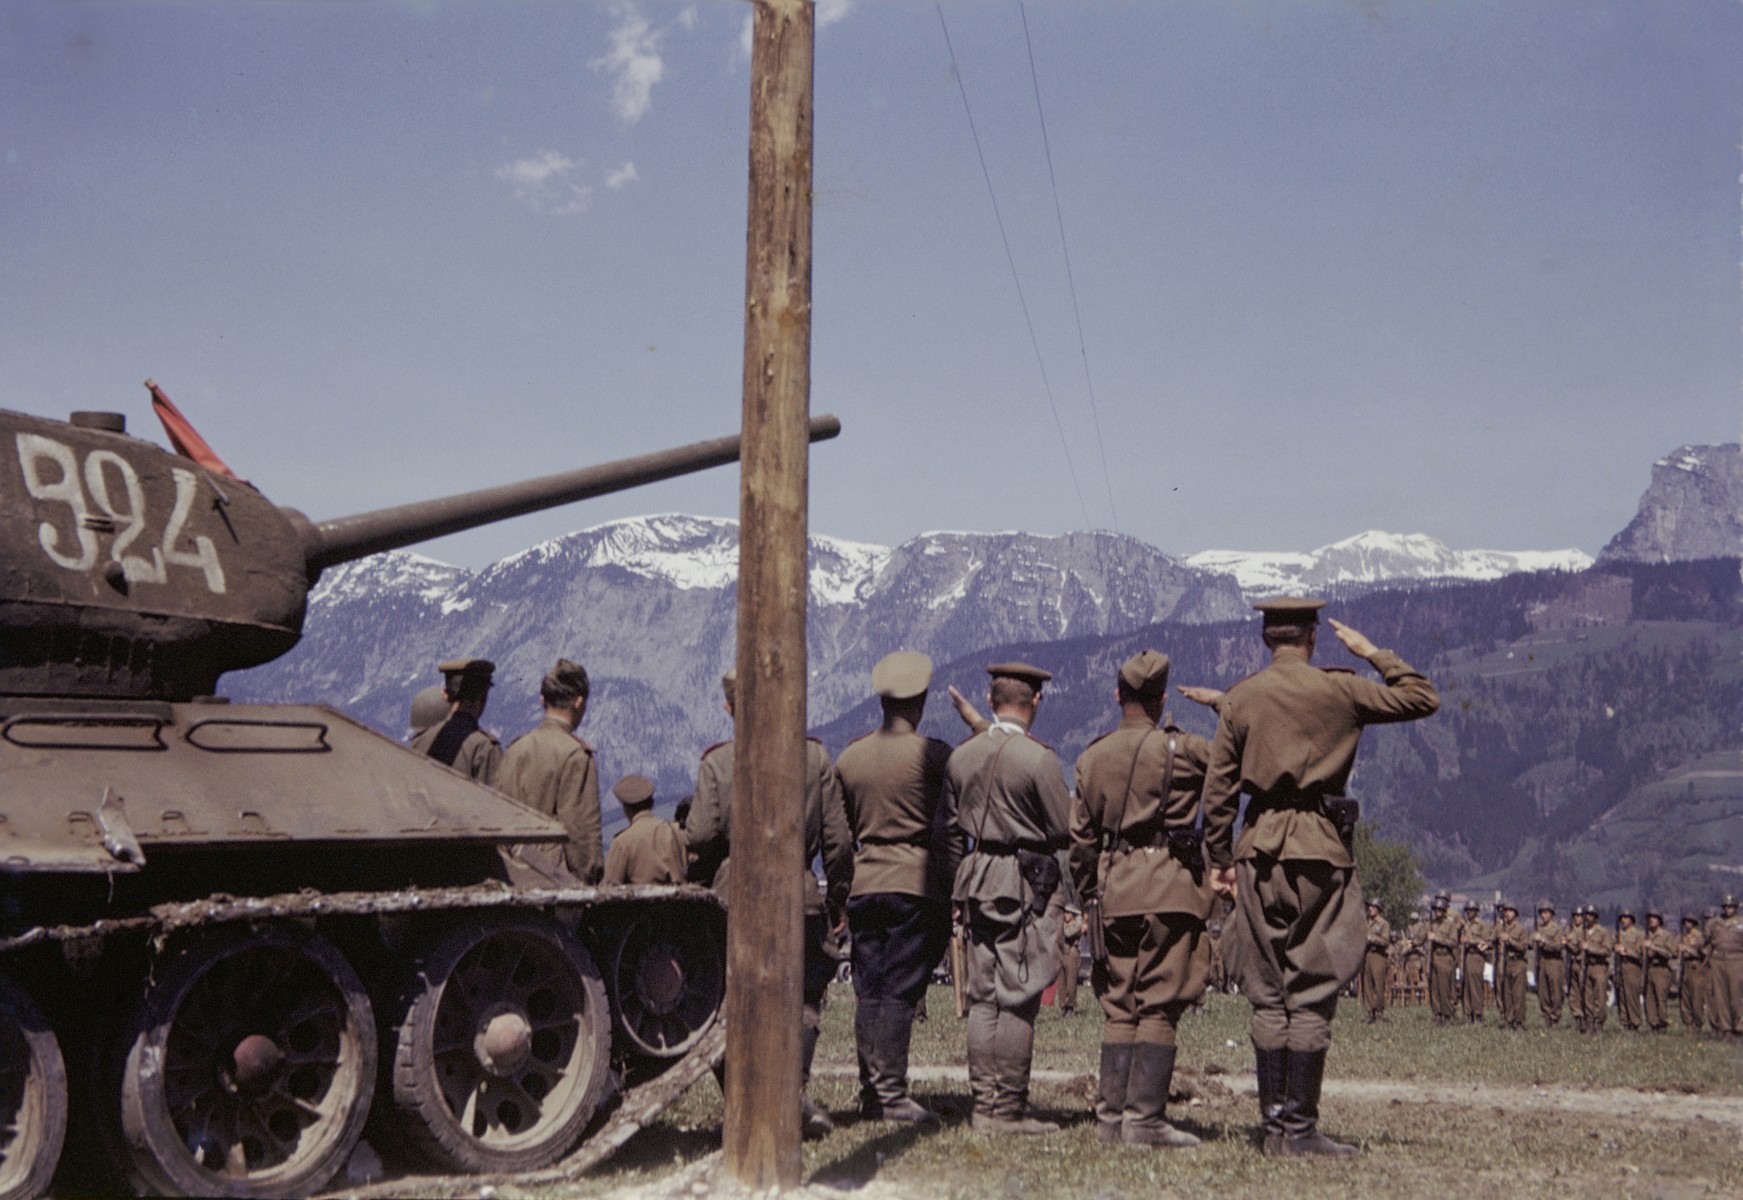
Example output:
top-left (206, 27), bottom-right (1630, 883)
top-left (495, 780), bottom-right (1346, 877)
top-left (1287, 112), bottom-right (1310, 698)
top-left (302, 414), bottom-right (841, 574)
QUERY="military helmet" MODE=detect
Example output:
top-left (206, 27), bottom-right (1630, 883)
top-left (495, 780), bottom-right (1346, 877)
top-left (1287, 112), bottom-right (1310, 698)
top-left (1463, 899), bottom-right (1479, 912)
top-left (1432, 891), bottom-right (1450, 909)
top-left (1536, 898), bottom-right (1555, 913)
top-left (1409, 910), bottom-right (1421, 921)
top-left (1645, 908), bottom-right (1663, 922)
top-left (1724, 893), bottom-right (1739, 908)
top-left (1499, 898), bottom-right (1518, 914)
top-left (1681, 912), bottom-right (1699, 924)
top-left (1617, 907), bottom-right (1636, 920)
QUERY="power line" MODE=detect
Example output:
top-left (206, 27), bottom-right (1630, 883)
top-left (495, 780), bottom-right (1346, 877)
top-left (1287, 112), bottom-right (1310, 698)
top-left (936, 3), bottom-right (1092, 532)
top-left (1020, 2), bottom-right (1118, 534)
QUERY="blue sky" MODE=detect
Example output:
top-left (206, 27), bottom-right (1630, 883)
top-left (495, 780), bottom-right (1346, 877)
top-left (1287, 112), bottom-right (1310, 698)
top-left (4, 1), bottom-right (1739, 569)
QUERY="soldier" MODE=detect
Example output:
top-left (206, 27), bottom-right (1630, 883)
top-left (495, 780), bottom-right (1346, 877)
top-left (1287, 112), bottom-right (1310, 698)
top-left (1206, 920), bottom-right (1226, 995)
top-left (1194, 599), bottom-right (1438, 1158)
top-left (1711, 894), bottom-right (1743, 1043)
top-left (833, 650), bottom-right (958, 1124)
top-left (410, 658), bottom-right (501, 785)
top-left (686, 669), bottom-right (852, 1136)
top-left (407, 684), bottom-right (449, 741)
top-left (601, 775), bottom-right (686, 885)
top-left (1565, 904), bottom-right (1589, 1030)
top-left (1458, 900), bottom-right (1491, 1024)
top-left (1678, 912), bottom-right (1709, 1033)
top-left (1402, 911), bottom-right (1426, 1006)
top-left (1532, 901), bottom-right (1566, 1028)
top-left (1495, 900), bottom-right (1530, 1030)
top-left (1057, 906), bottom-right (1084, 1017)
top-left (498, 659), bottom-right (601, 883)
top-left (1614, 909), bottom-right (1645, 1032)
top-left (950, 661), bottom-right (1072, 1136)
top-left (1642, 910), bottom-right (1675, 1034)
top-left (1069, 650), bottom-right (1215, 1149)
top-left (1359, 899), bottom-right (1390, 1024)
top-left (1426, 893), bottom-right (1460, 1025)
top-left (1580, 905), bottom-right (1614, 1033)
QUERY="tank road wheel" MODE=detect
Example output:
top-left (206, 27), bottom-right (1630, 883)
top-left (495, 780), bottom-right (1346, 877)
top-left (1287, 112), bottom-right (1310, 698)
top-left (610, 911), bottom-right (725, 1061)
top-left (0, 974), bottom-right (67, 1200)
top-left (116, 925), bottom-right (376, 1198)
top-left (389, 913), bottom-right (611, 1173)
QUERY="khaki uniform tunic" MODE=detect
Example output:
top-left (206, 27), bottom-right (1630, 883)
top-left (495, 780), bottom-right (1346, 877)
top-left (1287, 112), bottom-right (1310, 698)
top-left (949, 718), bottom-right (1072, 1009)
top-left (1678, 926), bottom-right (1709, 1031)
top-left (603, 810), bottom-right (687, 885)
top-left (1565, 922), bottom-right (1588, 1024)
top-left (1403, 921), bottom-right (1427, 1000)
top-left (1581, 923), bottom-right (1614, 1028)
top-left (1069, 717), bottom-right (1213, 1035)
top-left (410, 712), bottom-right (502, 787)
top-left (1708, 912), bottom-right (1743, 1036)
top-left (1202, 645), bottom-right (1438, 1051)
top-left (1533, 918), bottom-right (1567, 1025)
top-left (1643, 928), bottom-right (1676, 1031)
top-left (835, 718), bottom-right (958, 901)
top-left (1614, 925), bottom-right (1646, 1029)
top-left (498, 715), bottom-right (602, 884)
top-left (1459, 917), bottom-right (1492, 1020)
top-left (1360, 915), bottom-right (1392, 1018)
top-left (1496, 919), bottom-right (1531, 1028)
top-left (1427, 912), bottom-right (1462, 1021)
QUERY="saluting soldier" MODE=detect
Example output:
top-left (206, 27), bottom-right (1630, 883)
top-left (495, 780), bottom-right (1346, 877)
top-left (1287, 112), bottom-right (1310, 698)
top-left (1614, 909), bottom-right (1645, 1031)
top-left (1532, 901), bottom-right (1566, 1028)
top-left (1069, 650), bottom-right (1215, 1149)
top-left (834, 651), bottom-right (959, 1125)
top-left (1580, 905), bottom-right (1614, 1033)
top-left (1678, 912), bottom-right (1709, 1033)
top-left (410, 657), bottom-right (502, 785)
top-left (1642, 910), bottom-right (1675, 1034)
top-left (949, 662), bottom-right (1072, 1136)
top-left (1565, 904), bottom-right (1589, 1029)
top-left (1194, 599), bottom-right (1438, 1158)
top-left (686, 670), bottom-right (853, 1136)
top-left (1359, 899), bottom-right (1391, 1024)
top-left (1426, 893), bottom-right (1461, 1025)
top-left (1710, 894), bottom-right (1743, 1043)
top-left (601, 775), bottom-right (686, 885)
top-left (498, 659), bottom-right (602, 883)
top-left (1458, 900), bottom-right (1491, 1024)
top-left (1495, 900), bottom-right (1530, 1030)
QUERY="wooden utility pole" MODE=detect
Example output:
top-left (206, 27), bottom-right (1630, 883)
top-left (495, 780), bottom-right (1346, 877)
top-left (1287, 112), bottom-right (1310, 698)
top-left (726, 0), bottom-right (814, 1189)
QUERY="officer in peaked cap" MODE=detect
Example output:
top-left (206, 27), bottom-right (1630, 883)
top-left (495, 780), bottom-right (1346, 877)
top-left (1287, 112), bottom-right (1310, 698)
top-left (410, 657), bottom-right (501, 786)
top-left (686, 666), bottom-right (851, 1135)
top-left (499, 658), bottom-right (603, 883)
top-left (1188, 596), bottom-right (1437, 1156)
top-left (948, 653), bottom-right (1072, 1134)
top-left (602, 774), bottom-right (686, 886)
top-left (836, 651), bottom-right (957, 1124)
top-left (1495, 899), bottom-right (1530, 1029)
top-left (1069, 648), bottom-right (1214, 1147)
top-left (1532, 899), bottom-right (1568, 1028)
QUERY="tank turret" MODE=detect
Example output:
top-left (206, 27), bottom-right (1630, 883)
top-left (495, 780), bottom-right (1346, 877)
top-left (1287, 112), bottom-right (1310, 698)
top-left (0, 406), bottom-right (840, 699)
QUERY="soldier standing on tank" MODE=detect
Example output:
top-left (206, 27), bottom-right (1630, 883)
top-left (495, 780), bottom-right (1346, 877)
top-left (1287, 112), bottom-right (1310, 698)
top-left (1642, 910), bottom-right (1675, 1034)
top-left (1614, 909), bottom-right (1645, 1032)
top-left (602, 775), bottom-right (687, 885)
top-left (1678, 912), bottom-right (1709, 1033)
top-left (1458, 900), bottom-right (1491, 1024)
top-left (1495, 900), bottom-right (1530, 1030)
top-left (1193, 599), bottom-right (1438, 1158)
top-left (833, 650), bottom-right (958, 1125)
top-left (1359, 899), bottom-right (1391, 1024)
top-left (949, 661), bottom-right (1072, 1136)
top-left (411, 658), bottom-right (502, 785)
top-left (1070, 650), bottom-right (1219, 1149)
top-left (498, 659), bottom-right (602, 884)
top-left (1426, 893), bottom-right (1460, 1025)
top-left (1580, 905), bottom-right (1614, 1033)
top-left (686, 669), bottom-right (852, 1136)
top-left (1532, 901), bottom-right (1566, 1028)
top-left (1709, 894), bottom-right (1743, 1043)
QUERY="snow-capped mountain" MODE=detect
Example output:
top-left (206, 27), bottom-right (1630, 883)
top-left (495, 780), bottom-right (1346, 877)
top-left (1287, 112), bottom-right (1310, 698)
top-left (1186, 531), bottom-right (1593, 598)
top-left (1599, 444), bottom-right (1743, 564)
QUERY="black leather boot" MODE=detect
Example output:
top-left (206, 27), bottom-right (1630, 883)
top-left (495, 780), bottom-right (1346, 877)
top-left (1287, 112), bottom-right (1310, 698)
top-left (1254, 1046), bottom-right (1289, 1155)
top-left (869, 1001), bottom-right (935, 1122)
top-left (1278, 1048), bottom-right (1356, 1157)
top-left (1095, 1043), bottom-right (1133, 1145)
top-left (1122, 1043), bottom-right (1199, 1148)
top-left (800, 1019), bottom-right (835, 1138)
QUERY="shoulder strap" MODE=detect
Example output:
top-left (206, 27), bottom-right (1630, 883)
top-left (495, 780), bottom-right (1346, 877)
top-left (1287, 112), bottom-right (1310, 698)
top-left (969, 734), bottom-right (1016, 848)
top-left (1106, 729), bottom-right (1156, 844)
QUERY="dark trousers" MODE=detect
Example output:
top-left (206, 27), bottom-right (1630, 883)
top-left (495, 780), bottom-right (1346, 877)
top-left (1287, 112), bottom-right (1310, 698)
top-left (848, 893), bottom-right (950, 1004)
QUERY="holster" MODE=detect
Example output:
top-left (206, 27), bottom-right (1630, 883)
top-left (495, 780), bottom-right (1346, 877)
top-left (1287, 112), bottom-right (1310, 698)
top-left (1324, 796), bottom-right (1360, 856)
top-left (1016, 847), bottom-right (1061, 915)
top-left (1166, 828), bottom-right (1206, 873)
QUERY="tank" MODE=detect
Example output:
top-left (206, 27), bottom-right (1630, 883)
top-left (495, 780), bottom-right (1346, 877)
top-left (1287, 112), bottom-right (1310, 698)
top-left (0, 401), bottom-right (842, 1198)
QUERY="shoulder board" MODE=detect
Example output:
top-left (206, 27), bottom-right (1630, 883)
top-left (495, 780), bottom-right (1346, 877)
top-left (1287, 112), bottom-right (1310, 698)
top-left (1083, 730), bottom-right (1115, 749)
top-left (479, 729), bottom-right (502, 745)
top-left (700, 739), bottom-right (732, 759)
top-left (1319, 666), bottom-right (1356, 676)
top-left (1226, 669), bottom-right (1264, 691)
top-left (1025, 732), bottom-right (1055, 751)
top-left (845, 730), bottom-right (877, 749)
top-left (571, 735), bottom-right (595, 753)
top-left (806, 735), bottom-right (824, 745)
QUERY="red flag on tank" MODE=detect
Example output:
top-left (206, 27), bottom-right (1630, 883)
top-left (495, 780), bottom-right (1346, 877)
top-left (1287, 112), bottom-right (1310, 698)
top-left (145, 379), bottom-right (243, 480)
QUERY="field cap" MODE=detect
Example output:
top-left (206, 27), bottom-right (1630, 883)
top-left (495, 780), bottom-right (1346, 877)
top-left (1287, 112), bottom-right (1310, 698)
top-left (872, 651), bottom-right (932, 700)
top-left (409, 685), bottom-right (449, 734)
top-left (986, 661), bottom-right (1052, 688)
top-left (1253, 596), bottom-right (1327, 627)
top-left (1118, 649), bottom-right (1170, 698)
top-left (613, 775), bottom-right (656, 811)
